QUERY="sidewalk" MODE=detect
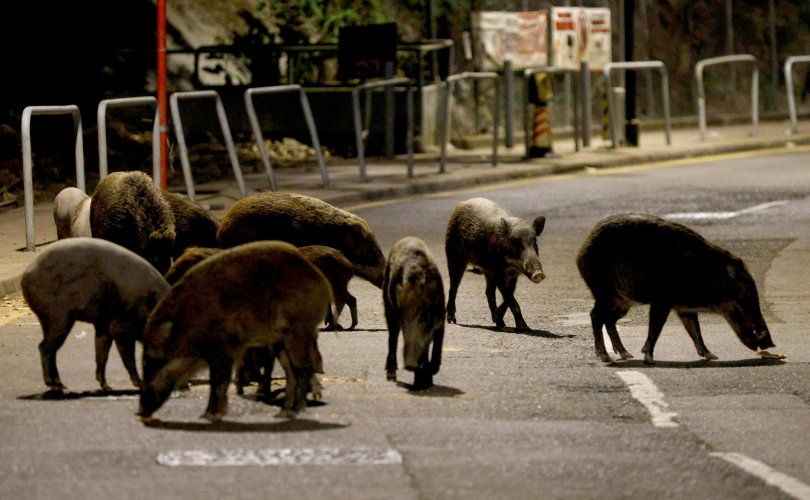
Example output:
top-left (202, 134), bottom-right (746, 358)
top-left (2, 119), bottom-right (809, 298)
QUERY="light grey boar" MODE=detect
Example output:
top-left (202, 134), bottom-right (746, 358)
top-left (53, 187), bottom-right (91, 238)
top-left (383, 236), bottom-right (445, 390)
top-left (576, 213), bottom-right (775, 364)
top-left (138, 241), bottom-right (331, 423)
top-left (445, 197), bottom-right (546, 330)
top-left (90, 171), bottom-right (176, 273)
top-left (21, 237), bottom-right (170, 392)
top-left (216, 192), bottom-right (386, 288)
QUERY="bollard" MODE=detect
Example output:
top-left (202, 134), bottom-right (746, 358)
top-left (527, 72), bottom-right (554, 158)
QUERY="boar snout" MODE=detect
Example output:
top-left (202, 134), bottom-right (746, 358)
top-left (529, 270), bottom-right (545, 283)
top-left (403, 336), bottom-right (431, 372)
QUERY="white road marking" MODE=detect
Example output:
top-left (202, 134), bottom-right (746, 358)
top-left (665, 200), bottom-right (789, 221)
top-left (616, 370), bottom-right (679, 428)
top-left (711, 452), bottom-right (810, 500)
top-left (157, 447), bottom-right (403, 467)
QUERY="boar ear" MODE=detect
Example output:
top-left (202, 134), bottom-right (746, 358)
top-left (499, 218), bottom-right (512, 237)
top-left (533, 216), bottom-right (546, 236)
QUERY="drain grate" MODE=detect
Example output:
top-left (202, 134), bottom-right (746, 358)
top-left (157, 447), bottom-right (402, 466)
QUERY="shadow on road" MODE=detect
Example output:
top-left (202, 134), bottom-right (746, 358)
top-left (142, 417), bottom-right (348, 433)
top-left (457, 323), bottom-right (575, 339)
top-left (19, 388), bottom-right (140, 400)
top-left (393, 382), bottom-right (465, 397)
top-left (608, 357), bottom-right (786, 369)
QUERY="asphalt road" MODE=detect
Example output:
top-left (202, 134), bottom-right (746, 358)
top-left (2, 147), bottom-right (810, 499)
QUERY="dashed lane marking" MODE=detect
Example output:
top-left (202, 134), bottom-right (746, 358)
top-left (665, 200), bottom-right (789, 221)
top-left (711, 452), bottom-right (810, 500)
top-left (157, 447), bottom-right (403, 467)
top-left (616, 370), bottom-right (679, 428)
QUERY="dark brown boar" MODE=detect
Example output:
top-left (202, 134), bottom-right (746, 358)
top-left (53, 187), bottom-right (91, 239)
top-left (299, 245), bottom-right (357, 331)
top-left (445, 197), bottom-right (546, 331)
top-left (576, 213), bottom-right (775, 364)
top-left (160, 191), bottom-right (220, 260)
top-left (216, 192), bottom-right (385, 288)
top-left (383, 236), bottom-right (445, 390)
top-left (138, 241), bottom-right (331, 422)
top-left (21, 238), bottom-right (170, 393)
top-left (90, 171), bottom-right (175, 273)
top-left (163, 246), bottom-right (220, 285)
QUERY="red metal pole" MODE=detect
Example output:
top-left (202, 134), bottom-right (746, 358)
top-left (157, 0), bottom-right (168, 189)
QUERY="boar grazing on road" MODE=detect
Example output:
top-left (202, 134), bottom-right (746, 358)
top-left (217, 191), bottom-right (386, 288)
top-left (160, 191), bottom-right (220, 259)
top-left (576, 213), bottom-right (775, 364)
top-left (138, 241), bottom-right (332, 422)
top-left (53, 187), bottom-right (92, 239)
top-left (90, 171), bottom-right (176, 273)
top-left (445, 197), bottom-right (546, 331)
top-left (383, 237), bottom-right (445, 390)
top-left (21, 238), bottom-right (170, 393)
top-left (164, 245), bottom-right (356, 330)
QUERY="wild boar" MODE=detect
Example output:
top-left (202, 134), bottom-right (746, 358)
top-left (445, 197), bottom-right (546, 330)
top-left (53, 186), bottom-right (91, 238)
top-left (216, 192), bottom-right (386, 288)
top-left (90, 170), bottom-right (176, 273)
top-left (383, 236), bottom-right (445, 390)
top-left (164, 245), bottom-right (357, 330)
top-left (160, 191), bottom-right (220, 260)
top-left (138, 240), bottom-right (331, 422)
top-left (21, 237), bottom-right (170, 392)
top-left (576, 213), bottom-right (775, 363)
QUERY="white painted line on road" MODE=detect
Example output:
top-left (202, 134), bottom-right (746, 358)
top-left (665, 200), bottom-right (789, 221)
top-left (711, 452), bottom-right (810, 500)
top-left (616, 370), bottom-right (679, 428)
top-left (157, 447), bottom-right (403, 467)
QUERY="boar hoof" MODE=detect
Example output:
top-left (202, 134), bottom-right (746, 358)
top-left (412, 370), bottom-right (433, 390)
top-left (643, 353), bottom-right (655, 365)
top-left (386, 370), bottom-right (397, 382)
top-left (619, 351), bottom-right (634, 360)
top-left (598, 353), bottom-right (612, 363)
top-left (276, 408), bottom-right (298, 419)
top-left (201, 411), bottom-right (224, 423)
top-left (703, 352), bottom-right (718, 361)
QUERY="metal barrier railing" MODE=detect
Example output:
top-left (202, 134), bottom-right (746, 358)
top-left (169, 90), bottom-right (245, 202)
top-left (439, 72), bottom-right (501, 172)
top-left (97, 96), bottom-right (160, 187)
top-left (603, 60), bottom-right (672, 149)
top-left (784, 55), bottom-right (810, 135)
top-left (21, 105), bottom-right (85, 251)
top-left (244, 84), bottom-right (330, 191)
top-left (351, 77), bottom-right (414, 182)
top-left (522, 66), bottom-right (581, 157)
top-left (695, 54), bottom-right (759, 141)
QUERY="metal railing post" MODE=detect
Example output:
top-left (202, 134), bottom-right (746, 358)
top-left (244, 84), bottom-right (330, 191)
top-left (603, 61), bottom-right (671, 149)
top-left (97, 97), bottom-right (160, 187)
top-left (695, 54), bottom-right (759, 141)
top-left (169, 90), bottom-right (245, 202)
top-left (785, 55), bottom-right (810, 135)
top-left (21, 105), bottom-right (85, 251)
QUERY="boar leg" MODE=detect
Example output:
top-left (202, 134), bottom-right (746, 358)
top-left (600, 302), bottom-right (633, 360)
top-left (108, 320), bottom-right (142, 389)
top-left (93, 324), bottom-right (114, 392)
top-left (484, 275), bottom-right (504, 327)
top-left (412, 350), bottom-right (433, 390)
top-left (275, 349), bottom-right (311, 418)
top-left (590, 298), bottom-right (632, 362)
top-left (495, 275), bottom-right (529, 331)
top-left (343, 292), bottom-right (358, 330)
top-left (677, 312), bottom-right (718, 361)
top-left (38, 317), bottom-right (73, 392)
top-left (642, 303), bottom-right (671, 364)
top-left (202, 355), bottom-right (233, 422)
top-left (430, 327), bottom-right (444, 376)
top-left (384, 303), bottom-right (401, 381)
top-left (445, 255), bottom-right (467, 324)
